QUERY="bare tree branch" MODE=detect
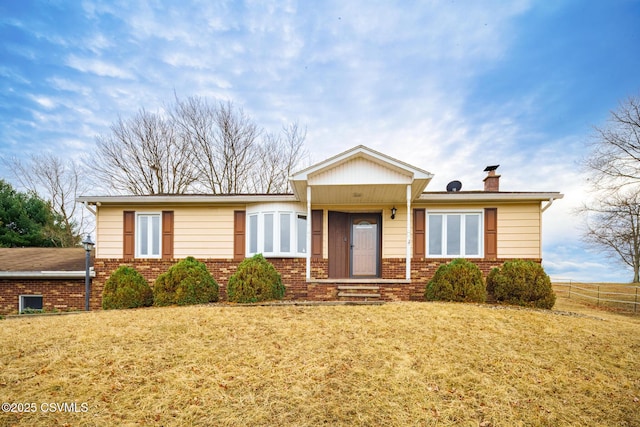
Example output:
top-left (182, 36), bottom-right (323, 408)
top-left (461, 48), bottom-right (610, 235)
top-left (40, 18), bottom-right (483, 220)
top-left (581, 94), bottom-right (640, 282)
top-left (3, 154), bottom-right (87, 246)
top-left (91, 96), bottom-right (307, 196)
top-left (92, 109), bottom-right (198, 195)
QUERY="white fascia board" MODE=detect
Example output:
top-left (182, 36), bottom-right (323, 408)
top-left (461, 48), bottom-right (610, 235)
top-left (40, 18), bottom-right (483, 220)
top-left (76, 194), bottom-right (299, 205)
top-left (417, 192), bottom-right (564, 203)
top-left (0, 270), bottom-right (96, 279)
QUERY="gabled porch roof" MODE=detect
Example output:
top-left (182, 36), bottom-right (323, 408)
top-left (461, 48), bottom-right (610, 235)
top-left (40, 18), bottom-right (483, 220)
top-left (289, 145), bottom-right (434, 204)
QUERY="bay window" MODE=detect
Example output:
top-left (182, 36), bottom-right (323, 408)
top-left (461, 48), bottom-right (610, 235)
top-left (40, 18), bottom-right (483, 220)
top-left (247, 210), bottom-right (307, 257)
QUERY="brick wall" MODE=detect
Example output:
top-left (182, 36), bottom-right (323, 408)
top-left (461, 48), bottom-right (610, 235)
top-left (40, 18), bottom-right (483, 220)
top-left (0, 257), bottom-right (539, 314)
top-left (92, 257), bottom-right (312, 309)
top-left (0, 279), bottom-right (85, 315)
top-left (90, 256), bottom-right (540, 308)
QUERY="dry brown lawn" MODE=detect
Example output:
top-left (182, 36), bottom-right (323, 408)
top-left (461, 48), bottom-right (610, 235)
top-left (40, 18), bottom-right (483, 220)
top-left (554, 282), bottom-right (640, 313)
top-left (1, 299), bottom-right (639, 426)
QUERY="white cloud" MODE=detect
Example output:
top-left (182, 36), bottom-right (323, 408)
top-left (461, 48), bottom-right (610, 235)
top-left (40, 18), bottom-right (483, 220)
top-left (47, 77), bottom-right (92, 96)
top-left (66, 55), bottom-right (134, 79)
top-left (28, 95), bottom-right (56, 109)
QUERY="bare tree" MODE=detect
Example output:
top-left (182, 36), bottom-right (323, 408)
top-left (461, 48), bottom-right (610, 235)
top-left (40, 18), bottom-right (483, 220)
top-left (94, 96), bottom-right (307, 196)
top-left (3, 154), bottom-right (87, 246)
top-left (581, 93), bottom-right (640, 282)
top-left (585, 94), bottom-right (640, 192)
top-left (581, 191), bottom-right (640, 283)
top-left (173, 98), bottom-right (260, 194)
top-left (92, 109), bottom-right (198, 195)
top-left (251, 122), bottom-right (308, 193)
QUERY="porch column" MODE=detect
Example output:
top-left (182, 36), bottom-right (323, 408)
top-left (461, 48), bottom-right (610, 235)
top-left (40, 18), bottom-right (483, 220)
top-left (406, 184), bottom-right (412, 280)
top-left (306, 185), bottom-right (312, 280)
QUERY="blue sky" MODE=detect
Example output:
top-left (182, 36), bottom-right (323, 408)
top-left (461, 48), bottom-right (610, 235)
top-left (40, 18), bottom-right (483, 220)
top-left (1, 0), bottom-right (639, 282)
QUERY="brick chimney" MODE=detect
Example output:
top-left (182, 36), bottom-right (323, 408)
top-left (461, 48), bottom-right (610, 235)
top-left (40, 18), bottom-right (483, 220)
top-left (483, 165), bottom-right (500, 192)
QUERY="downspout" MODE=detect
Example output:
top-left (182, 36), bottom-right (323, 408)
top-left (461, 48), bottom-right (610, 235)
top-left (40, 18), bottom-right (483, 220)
top-left (541, 197), bottom-right (556, 213)
top-left (539, 197), bottom-right (556, 260)
top-left (306, 186), bottom-right (311, 281)
top-left (83, 201), bottom-right (97, 215)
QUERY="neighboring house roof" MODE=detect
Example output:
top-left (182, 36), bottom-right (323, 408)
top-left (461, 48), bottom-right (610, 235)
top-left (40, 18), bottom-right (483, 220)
top-left (0, 248), bottom-right (94, 278)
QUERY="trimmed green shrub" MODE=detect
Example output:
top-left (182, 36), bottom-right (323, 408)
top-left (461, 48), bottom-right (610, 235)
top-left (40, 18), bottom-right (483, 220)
top-left (227, 254), bottom-right (285, 303)
top-left (486, 260), bottom-right (556, 309)
top-left (102, 266), bottom-right (153, 309)
top-left (424, 258), bottom-right (486, 303)
top-left (153, 257), bottom-right (219, 306)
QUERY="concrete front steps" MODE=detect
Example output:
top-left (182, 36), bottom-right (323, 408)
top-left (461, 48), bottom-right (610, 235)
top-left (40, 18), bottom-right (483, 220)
top-left (307, 278), bottom-right (413, 302)
top-left (337, 285), bottom-right (381, 300)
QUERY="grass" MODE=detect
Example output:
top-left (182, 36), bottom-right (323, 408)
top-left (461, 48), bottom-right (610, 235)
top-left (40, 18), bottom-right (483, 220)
top-left (0, 299), bottom-right (639, 426)
top-left (553, 282), bottom-right (640, 313)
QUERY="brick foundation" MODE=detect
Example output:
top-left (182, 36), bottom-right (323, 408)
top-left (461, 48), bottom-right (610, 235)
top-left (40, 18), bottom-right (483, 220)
top-left (88, 257), bottom-right (534, 309)
top-left (0, 257), bottom-right (535, 314)
top-left (0, 279), bottom-right (86, 315)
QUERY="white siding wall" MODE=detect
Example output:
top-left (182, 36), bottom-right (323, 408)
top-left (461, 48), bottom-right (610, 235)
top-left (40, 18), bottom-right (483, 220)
top-left (309, 157), bottom-right (411, 186)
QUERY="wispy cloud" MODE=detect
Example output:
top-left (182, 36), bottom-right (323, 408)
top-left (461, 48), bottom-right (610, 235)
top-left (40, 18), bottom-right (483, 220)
top-left (65, 55), bottom-right (134, 79)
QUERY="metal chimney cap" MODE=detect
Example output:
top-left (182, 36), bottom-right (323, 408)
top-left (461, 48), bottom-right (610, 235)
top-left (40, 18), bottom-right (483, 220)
top-left (483, 165), bottom-right (499, 172)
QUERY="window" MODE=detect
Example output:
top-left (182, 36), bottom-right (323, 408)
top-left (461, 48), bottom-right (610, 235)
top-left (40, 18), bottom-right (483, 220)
top-left (264, 213), bottom-right (274, 253)
top-left (247, 210), bottom-right (307, 257)
top-left (280, 213), bottom-right (291, 252)
top-left (136, 213), bottom-right (161, 258)
top-left (427, 212), bottom-right (482, 257)
top-left (297, 214), bottom-right (307, 253)
top-left (20, 295), bottom-right (43, 313)
top-left (249, 214), bottom-right (258, 254)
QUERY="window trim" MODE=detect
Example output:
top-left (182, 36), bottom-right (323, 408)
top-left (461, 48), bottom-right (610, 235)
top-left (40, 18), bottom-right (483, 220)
top-left (19, 294), bottom-right (43, 313)
top-left (425, 210), bottom-right (484, 258)
top-left (247, 210), bottom-right (307, 258)
top-left (135, 212), bottom-right (162, 259)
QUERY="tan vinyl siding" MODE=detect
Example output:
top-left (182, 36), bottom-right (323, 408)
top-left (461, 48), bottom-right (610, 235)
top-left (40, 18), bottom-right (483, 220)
top-left (95, 200), bottom-right (543, 261)
top-left (383, 207), bottom-right (407, 258)
top-left (95, 205), bottom-right (240, 259)
top-left (414, 202), bottom-right (542, 259)
top-left (497, 204), bottom-right (541, 258)
top-left (173, 206), bottom-right (235, 258)
top-left (95, 206), bottom-right (125, 259)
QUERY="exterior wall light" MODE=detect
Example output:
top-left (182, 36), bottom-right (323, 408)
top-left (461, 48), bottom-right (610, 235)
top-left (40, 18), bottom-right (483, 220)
top-left (391, 207), bottom-right (397, 220)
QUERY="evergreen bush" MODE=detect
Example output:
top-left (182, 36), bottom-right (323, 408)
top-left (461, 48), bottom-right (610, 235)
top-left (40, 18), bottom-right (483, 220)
top-left (102, 266), bottom-right (153, 309)
top-left (486, 259), bottom-right (556, 309)
top-left (153, 257), bottom-right (219, 306)
top-left (424, 258), bottom-right (486, 303)
top-left (227, 254), bottom-right (285, 303)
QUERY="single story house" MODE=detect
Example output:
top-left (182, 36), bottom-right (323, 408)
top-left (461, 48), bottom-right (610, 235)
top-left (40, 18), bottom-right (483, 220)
top-left (77, 145), bottom-right (562, 308)
top-left (0, 248), bottom-right (93, 315)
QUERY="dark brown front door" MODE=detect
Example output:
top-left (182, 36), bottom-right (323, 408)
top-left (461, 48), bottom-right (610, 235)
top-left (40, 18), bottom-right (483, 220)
top-left (328, 212), bottom-right (381, 279)
top-left (328, 211), bottom-right (349, 278)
